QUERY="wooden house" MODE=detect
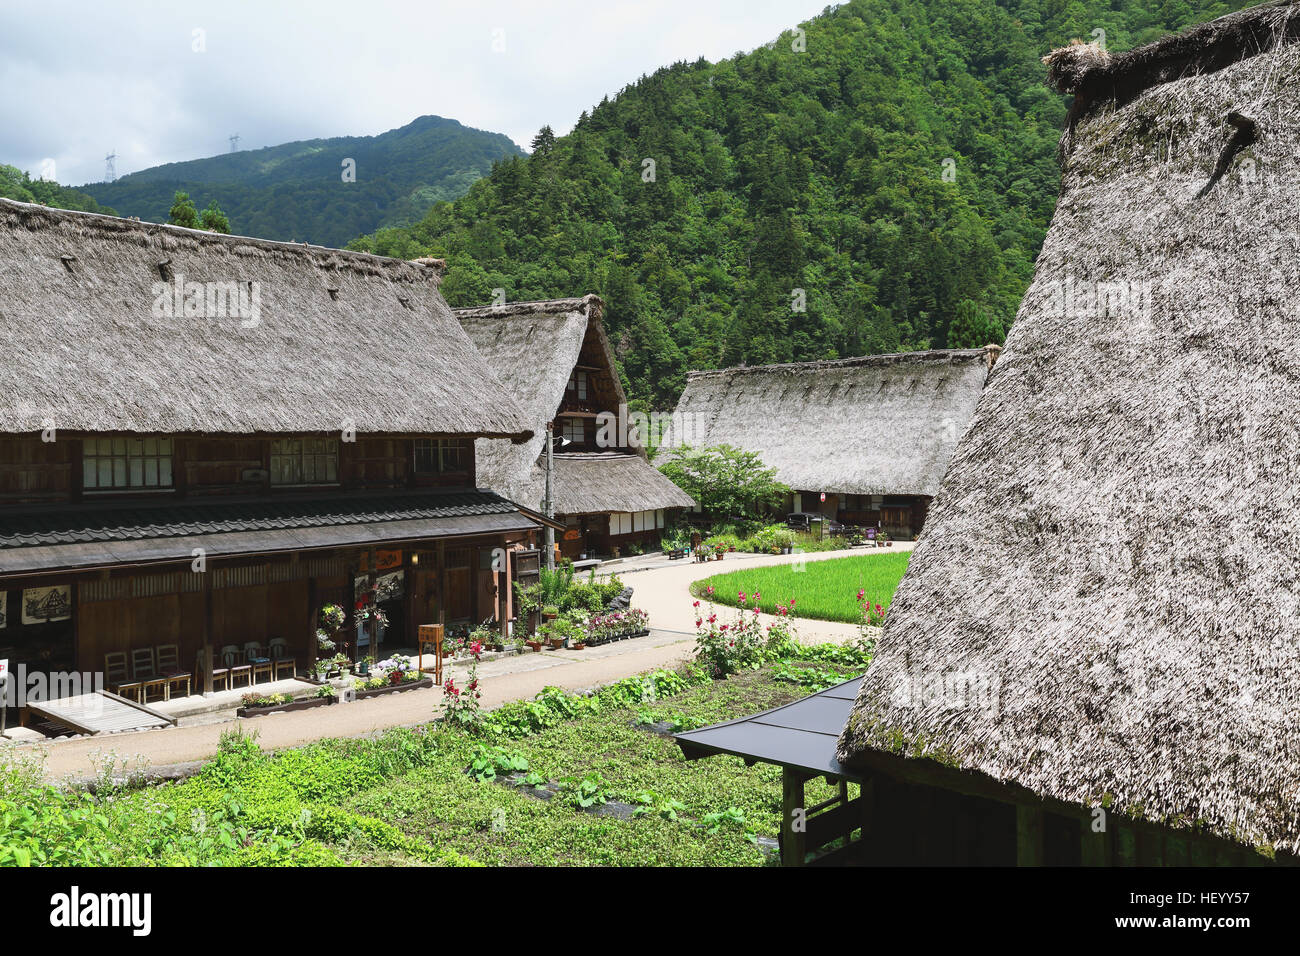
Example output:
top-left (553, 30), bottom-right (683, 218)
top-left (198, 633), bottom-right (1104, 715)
top-left (666, 348), bottom-right (999, 537)
top-left (0, 197), bottom-right (557, 701)
top-left (457, 296), bottom-right (694, 560)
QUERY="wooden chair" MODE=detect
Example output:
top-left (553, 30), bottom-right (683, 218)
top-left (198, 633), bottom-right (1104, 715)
top-left (209, 649), bottom-right (231, 692)
top-left (244, 643), bottom-right (274, 684)
top-left (155, 644), bottom-right (192, 700)
top-left (131, 647), bottom-right (168, 702)
top-left (220, 645), bottom-right (253, 688)
top-left (268, 638), bottom-right (297, 680)
top-left (105, 651), bottom-right (144, 701)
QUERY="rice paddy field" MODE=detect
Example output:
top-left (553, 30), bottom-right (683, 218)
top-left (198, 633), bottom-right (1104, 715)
top-left (692, 551), bottom-right (911, 623)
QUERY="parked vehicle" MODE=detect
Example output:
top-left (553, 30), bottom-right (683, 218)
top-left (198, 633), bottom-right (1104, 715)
top-left (785, 512), bottom-right (843, 535)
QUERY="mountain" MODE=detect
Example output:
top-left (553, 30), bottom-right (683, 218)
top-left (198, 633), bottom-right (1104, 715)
top-left (0, 165), bottom-right (116, 215)
top-left (80, 115), bottom-right (523, 247)
top-left (349, 0), bottom-right (1252, 409)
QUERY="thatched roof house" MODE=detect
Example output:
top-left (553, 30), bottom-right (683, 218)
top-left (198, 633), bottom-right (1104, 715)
top-left (457, 297), bottom-right (693, 559)
top-left (832, 1), bottom-right (1300, 862)
top-left (666, 348), bottom-right (998, 534)
top-left (0, 198), bottom-right (532, 439)
top-left (0, 199), bottom-right (553, 708)
top-left (677, 1), bottom-right (1300, 866)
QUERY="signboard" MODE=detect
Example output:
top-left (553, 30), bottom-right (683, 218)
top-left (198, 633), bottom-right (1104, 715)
top-left (819, 492), bottom-right (826, 503)
top-left (358, 550), bottom-right (402, 573)
top-left (0, 591), bottom-right (6, 629)
top-left (23, 585), bottom-right (71, 624)
top-left (563, 529), bottom-right (581, 541)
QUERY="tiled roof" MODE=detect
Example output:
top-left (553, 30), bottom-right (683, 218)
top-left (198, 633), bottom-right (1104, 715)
top-left (0, 489), bottom-right (522, 551)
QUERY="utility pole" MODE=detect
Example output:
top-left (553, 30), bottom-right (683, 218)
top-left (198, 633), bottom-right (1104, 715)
top-left (104, 151), bottom-right (117, 182)
top-left (544, 422), bottom-right (555, 570)
top-left (229, 133), bottom-right (240, 153)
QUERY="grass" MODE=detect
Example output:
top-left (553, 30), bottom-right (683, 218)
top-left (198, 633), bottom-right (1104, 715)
top-left (1, 657), bottom-right (863, 867)
top-left (692, 551), bottom-right (911, 624)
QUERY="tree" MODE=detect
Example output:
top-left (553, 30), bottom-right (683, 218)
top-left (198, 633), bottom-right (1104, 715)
top-left (657, 444), bottom-right (789, 518)
top-left (168, 191), bottom-right (199, 229)
top-left (947, 299), bottom-right (1005, 349)
top-left (530, 125), bottom-right (556, 159)
top-left (199, 200), bottom-right (231, 234)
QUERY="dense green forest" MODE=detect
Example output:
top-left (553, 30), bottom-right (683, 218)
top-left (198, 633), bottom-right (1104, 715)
top-left (351, 0), bottom-right (1251, 408)
top-left (80, 116), bottom-right (522, 247)
top-left (0, 165), bottom-right (116, 215)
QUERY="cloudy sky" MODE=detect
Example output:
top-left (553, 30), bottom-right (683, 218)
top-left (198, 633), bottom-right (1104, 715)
top-left (1, 0), bottom-right (825, 186)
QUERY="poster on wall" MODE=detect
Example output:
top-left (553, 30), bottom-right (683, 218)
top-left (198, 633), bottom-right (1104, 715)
top-left (23, 585), bottom-right (71, 624)
top-left (0, 591), bottom-right (6, 629)
top-left (375, 571), bottom-right (405, 602)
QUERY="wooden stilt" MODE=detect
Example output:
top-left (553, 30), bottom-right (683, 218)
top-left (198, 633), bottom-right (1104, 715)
top-left (780, 769), bottom-right (808, 867)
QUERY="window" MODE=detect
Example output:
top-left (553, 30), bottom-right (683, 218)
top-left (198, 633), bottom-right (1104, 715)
top-left (271, 438), bottom-right (338, 484)
top-left (561, 418), bottom-right (585, 445)
top-left (566, 370), bottom-right (588, 400)
top-left (83, 436), bottom-right (173, 490)
top-left (414, 438), bottom-right (469, 474)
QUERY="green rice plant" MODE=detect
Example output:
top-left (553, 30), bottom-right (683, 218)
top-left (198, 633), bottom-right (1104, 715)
top-left (693, 552), bottom-right (910, 624)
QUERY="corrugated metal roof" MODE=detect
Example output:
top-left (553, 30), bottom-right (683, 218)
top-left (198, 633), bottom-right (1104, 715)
top-left (674, 676), bottom-right (865, 779)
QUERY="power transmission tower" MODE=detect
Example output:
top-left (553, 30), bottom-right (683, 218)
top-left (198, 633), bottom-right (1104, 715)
top-left (104, 151), bottom-right (117, 182)
top-left (229, 134), bottom-right (240, 153)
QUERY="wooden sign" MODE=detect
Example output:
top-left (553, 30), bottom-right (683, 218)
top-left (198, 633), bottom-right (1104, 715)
top-left (359, 550), bottom-right (402, 572)
top-left (563, 529), bottom-right (581, 541)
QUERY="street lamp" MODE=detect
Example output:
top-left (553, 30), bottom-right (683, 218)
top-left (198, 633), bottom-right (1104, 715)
top-left (543, 426), bottom-right (572, 570)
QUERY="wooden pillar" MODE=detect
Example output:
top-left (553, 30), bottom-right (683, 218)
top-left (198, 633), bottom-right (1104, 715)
top-left (366, 546), bottom-right (377, 660)
top-left (201, 568), bottom-right (214, 695)
top-left (1016, 804), bottom-right (1045, 866)
top-left (499, 542), bottom-right (510, 641)
top-left (437, 540), bottom-right (447, 627)
top-left (306, 573), bottom-right (318, 676)
top-left (1081, 813), bottom-right (1111, 866)
top-left (780, 769), bottom-right (807, 867)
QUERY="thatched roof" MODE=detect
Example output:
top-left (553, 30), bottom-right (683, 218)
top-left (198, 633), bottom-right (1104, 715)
top-left (511, 452), bottom-right (695, 516)
top-left (457, 297), bottom-right (693, 514)
top-left (666, 349), bottom-right (997, 497)
top-left (0, 198), bottom-right (532, 439)
top-left (1044, 0), bottom-right (1300, 155)
top-left (839, 4), bottom-right (1300, 855)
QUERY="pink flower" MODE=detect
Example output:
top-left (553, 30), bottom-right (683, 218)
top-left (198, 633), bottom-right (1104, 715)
top-left (857, 589), bottom-right (865, 601)
top-left (706, 585), bottom-right (715, 596)
top-left (692, 600), bottom-right (700, 608)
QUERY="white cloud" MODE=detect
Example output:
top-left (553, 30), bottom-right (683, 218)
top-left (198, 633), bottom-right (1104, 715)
top-left (0, 0), bottom-right (822, 185)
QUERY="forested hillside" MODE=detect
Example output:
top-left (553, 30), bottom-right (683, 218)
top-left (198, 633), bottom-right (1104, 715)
top-left (81, 115), bottom-right (523, 247)
top-left (351, 0), bottom-right (1251, 408)
top-left (0, 165), bottom-right (115, 215)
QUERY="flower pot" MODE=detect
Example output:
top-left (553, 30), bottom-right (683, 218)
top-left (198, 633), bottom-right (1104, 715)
top-left (526, 640), bottom-right (543, 652)
top-left (572, 642), bottom-right (587, 650)
top-left (548, 638), bottom-right (565, 649)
